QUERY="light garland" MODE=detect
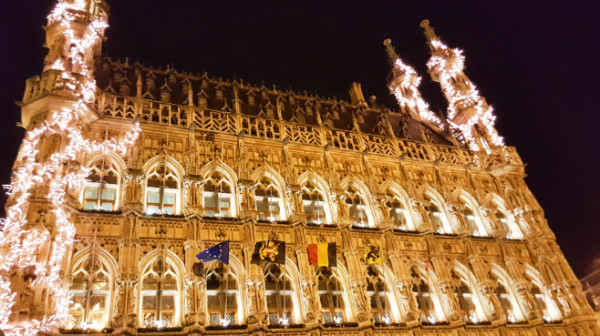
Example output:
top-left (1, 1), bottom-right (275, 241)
top-left (421, 20), bottom-right (505, 152)
top-left (384, 39), bottom-right (446, 132)
top-left (0, 1), bottom-right (140, 335)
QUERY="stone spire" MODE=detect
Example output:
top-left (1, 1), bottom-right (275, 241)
top-left (384, 38), bottom-right (445, 132)
top-left (420, 19), bottom-right (504, 152)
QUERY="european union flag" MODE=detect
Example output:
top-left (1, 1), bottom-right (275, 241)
top-left (196, 241), bottom-right (229, 265)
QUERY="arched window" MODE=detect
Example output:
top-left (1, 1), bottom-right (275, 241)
top-left (424, 193), bottom-right (452, 234)
top-left (384, 189), bottom-right (413, 231)
top-left (493, 199), bottom-right (523, 240)
top-left (493, 280), bottom-right (516, 323)
top-left (203, 171), bottom-right (233, 218)
top-left (462, 206), bottom-right (481, 236)
top-left (206, 263), bottom-right (237, 326)
top-left (83, 159), bottom-right (119, 211)
top-left (140, 258), bottom-right (180, 328)
top-left (146, 164), bottom-right (179, 215)
top-left (345, 186), bottom-right (369, 227)
top-left (410, 268), bottom-right (435, 323)
top-left (451, 271), bottom-right (477, 323)
top-left (317, 267), bottom-right (346, 324)
top-left (67, 254), bottom-right (112, 330)
top-left (301, 181), bottom-right (328, 225)
top-left (459, 195), bottom-right (488, 237)
top-left (255, 177), bottom-right (282, 221)
top-left (366, 266), bottom-right (392, 324)
top-left (263, 263), bottom-right (293, 326)
top-left (531, 285), bottom-right (549, 319)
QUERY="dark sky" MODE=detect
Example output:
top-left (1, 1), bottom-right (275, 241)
top-left (1, 1), bottom-right (599, 277)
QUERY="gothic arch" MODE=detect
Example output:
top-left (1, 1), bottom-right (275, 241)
top-left (360, 263), bottom-right (402, 322)
top-left (340, 176), bottom-right (376, 227)
top-left (408, 262), bottom-right (447, 323)
top-left (380, 181), bottom-right (417, 231)
top-left (524, 264), bottom-right (562, 321)
top-left (490, 263), bottom-right (526, 322)
top-left (451, 261), bottom-right (489, 322)
top-left (314, 261), bottom-right (355, 322)
top-left (251, 165), bottom-right (289, 220)
top-left (298, 171), bottom-right (334, 224)
top-left (80, 151), bottom-right (126, 211)
top-left (456, 190), bottom-right (492, 237)
top-left (143, 155), bottom-right (185, 215)
top-left (204, 254), bottom-right (246, 325)
top-left (419, 185), bottom-right (454, 234)
top-left (199, 161), bottom-right (239, 217)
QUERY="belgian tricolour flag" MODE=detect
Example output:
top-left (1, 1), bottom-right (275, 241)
top-left (307, 243), bottom-right (337, 268)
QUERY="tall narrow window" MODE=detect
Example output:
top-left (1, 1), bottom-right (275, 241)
top-left (146, 164), bottom-right (178, 215)
top-left (255, 177), bottom-right (281, 221)
top-left (264, 263), bottom-right (293, 326)
top-left (141, 258), bottom-right (179, 328)
top-left (451, 272), bottom-right (477, 323)
top-left (206, 264), bottom-right (237, 326)
top-left (366, 266), bottom-right (392, 324)
top-left (317, 267), bottom-right (346, 324)
top-left (531, 285), bottom-right (552, 321)
top-left (83, 159), bottom-right (119, 211)
top-left (301, 181), bottom-right (327, 224)
top-left (462, 206), bottom-right (480, 236)
top-left (203, 172), bottom-right (233, 218)
top-left (426, 199), bottom-right (444, 234)
top-left (411, 268), bottom-right (435, 323)
top-left (494, 203), bottom-right (523, 240)
top-left (345, 186), bottom-right (368, 227)
top-left (494, 282), bottom-right (515, 323)
top-left (384, 190), bottom-right (411, 230)
top-left (67, 255), bottom-right (111, 330)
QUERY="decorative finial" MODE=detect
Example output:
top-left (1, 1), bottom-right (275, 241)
top-left (420, 19), bottom-right (438, 41)
top-left (383, 39), bottom-right (398, 65)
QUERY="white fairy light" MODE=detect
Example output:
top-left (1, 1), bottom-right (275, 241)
top-left (422, 22), bottom-right (505, 152)
top-left (0, 1), bottom-right (140, 335)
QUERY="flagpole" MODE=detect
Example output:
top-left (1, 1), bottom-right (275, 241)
top-left (222, 263), bottom-right (229, 325)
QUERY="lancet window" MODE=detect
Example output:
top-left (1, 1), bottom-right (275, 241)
top-left (425, 195), bottom-right (449, 234)
top-left (263, 263), bottom-right (293, 326)
top-left (255, 177), bottom-right (281, 221)
top-left (451, 271), bottom-right (477, 323)
top-left (345, 186), bottom-right (369, 227)
top-left (206, 263), bottom-right (237, 326)
top-left (83, 159), bottom-right (119, 211)
top-left (493, 280), bottom-right (516, 323)
top-left (317, 267), bottom-right (346, 324)
top-left (301, 181), bottom-right (327, 224)
top-left (146, 164), bottom-right (178, 215)
top-left (384, 189), bottom-right (412, 230)
top-left (140, 258), bottom-right (179, 328)
top-left (494, 200), bottom-right (523, 240)
top-left (411, 268), bottom-right (436, 323)
top-left (460, 196), bottom-right (488, 237)
top-left (203, 171), bottom-right (233, 218)
top-left (366, 266), bottom-right (392, 324)
top-left (67, 254), bottom-right (112, 330)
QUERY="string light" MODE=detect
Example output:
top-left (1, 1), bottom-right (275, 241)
top-left (422, 23), bottom-right (505, 152)
top-left (0, 1), bottom-right (139, 335)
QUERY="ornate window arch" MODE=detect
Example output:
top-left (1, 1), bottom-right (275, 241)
top-left (202, 171), bottom-right (234, 218)
top-left (82, 156), bottom-right (121, 211)
top-left (67, 249), bottom-right (115, 331)
top-left (458, 193), bottom-right (490, 237)
top-left (492, 197), bottom-right (524, 240)
top-left (255, 176), bottom-right (285, 221)
top-left (343, 183), bottom-right (373, 227)
top-left (205, 262), bottom-right (239, 326)
top-left (410, 266), bottom-right (440, 324)
top-left (300, 179), bottom-right (331, 225)
top-left (145, 162), bottom-right (181, 215)
top-left (423, 190), bottom-right (452, 234)
top-left (139, 254), bottom-right (183, 328)
top-left (383, 186), bottom-right (415, 231)
top-left (450, 267), bottom-right (487, 324)
top-left (365, 265), bottom-right (393, 324)
top-left (263, 263), bottom-right (295, 326)
top-left (316, 266), bottom-right (349, 324)
top-left (525, 266), bottom-right (562, 322)
top-left (489, 267), bottom-right (526, 323)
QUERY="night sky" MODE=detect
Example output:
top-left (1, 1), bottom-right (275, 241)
top-left (0, 1), bottom-right (599, 277)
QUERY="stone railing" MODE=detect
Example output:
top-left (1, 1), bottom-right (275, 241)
top-left (93, 91), bottom-right (522, 167)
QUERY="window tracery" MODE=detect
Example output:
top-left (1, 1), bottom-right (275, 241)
top-left (410, 268), bottom-right (436, 324)
top-left (345, 185), bottom-right (369, 227)
top-left (82, 159), bottom-right (119, 211)
top-left (317, 267), bottom-right (346, 324)
top-left (366, 266), bottom-right (392, 324)
top-left (146, 164), bottom-right (179, 215)
top-left (140, 257), bottom-right (179, 328)
top-left (263, 263), bottom-right (294, 326)
top-left (301, 181), bottom-right (328, 224)
top-left (206, 263), bottom-right (238, 326)
top-left (424, 194), bottom-right (451, 234)
top-left (67, 254), bottom-right (112, 330)
top-left (383, 189), bottom-right (413, 231)
top-left (203, 171), bottom-right (233, 218)
top-left (451, 271), bottom-right (477, 323)
top-left (255, 177), bottom-right (282, 221)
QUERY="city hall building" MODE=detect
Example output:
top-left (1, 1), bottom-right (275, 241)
top-left (0, 0), bottom-right (597, 335)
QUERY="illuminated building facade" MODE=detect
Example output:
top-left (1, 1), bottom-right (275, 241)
top-left (1, 0), bottom-right (598, 335)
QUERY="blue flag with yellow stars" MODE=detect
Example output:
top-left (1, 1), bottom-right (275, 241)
top-left (196, 241), bottom-right (229, 265)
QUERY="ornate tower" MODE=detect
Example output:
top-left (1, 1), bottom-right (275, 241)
top-left (421, 19), bottom-right (504, 154)
top-left (1, 1), bottom-right (139, 334)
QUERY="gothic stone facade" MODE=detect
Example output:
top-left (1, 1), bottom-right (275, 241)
top-left (4, 1), bottom-right (599, 336)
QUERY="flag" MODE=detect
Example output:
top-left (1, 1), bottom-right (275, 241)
top-left (307, 243), bottom-right (337, 267)
top-left (196, 240), bottom-right (229, 265)
top-left (364, 243), bottom-right (383, 265)
top-left (252, 240), bottom-right (286, 264)
top-left (424, 250), bottom-right (429, 271)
